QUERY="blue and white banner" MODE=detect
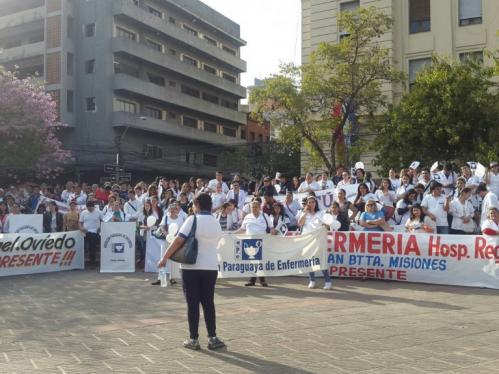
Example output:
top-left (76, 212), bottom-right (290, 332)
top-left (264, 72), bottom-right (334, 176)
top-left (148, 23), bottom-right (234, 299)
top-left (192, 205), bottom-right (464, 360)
top-left (217, 228), bottom-right (328, 278)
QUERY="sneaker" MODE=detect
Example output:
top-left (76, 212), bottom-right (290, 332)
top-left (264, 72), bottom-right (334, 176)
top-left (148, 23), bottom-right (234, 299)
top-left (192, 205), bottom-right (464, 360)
top-left (151, 280), bottom-right (161, 286)
top-left (207, 337), bottom-right (226, 350)
top-left (245, 282), bottom-right (256, 286)
top-left (308, 281), bottom-right (316, 289)
top-left (183, 338), bottom-right (201, 351)
top-left (323, 282), bottom-right (332, 290)
top-left (260, 281), bottom-right (268, 287)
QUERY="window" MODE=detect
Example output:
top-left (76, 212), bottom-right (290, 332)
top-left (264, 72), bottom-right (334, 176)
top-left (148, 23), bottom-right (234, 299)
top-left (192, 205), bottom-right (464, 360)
top-left (203, 64), bottom-right (217, 75)
top-left (147, 6), bottom-right (162, 18)
top-left (204, 154), bottom-right (217, 167)
top-left (181, 85), bottom-right (200, 98)
top-left (146, 38), bottom-right (162, 52)
top-left (182, 55), bottom-right (198, 67)
top-left (182, 24), bottom-right (198, 37)
top-left (258, 134), bottom-right (263, 143)
top-left (221, 98), bottom-right (238, 110)
top-left (223, 126), bottom-right (237, 137)
top-left (114, 60), bottom-right (139, 77)
top-left (169, 16), bottom-right (176, 24)
top-left (222, 45), bottom-right (236, 56)
top-left (240, 128), bottom-right (246, 139)
top-left (85, 59), bottom-right (95, 74)
top-left (116, 26), bottom-right (137, 41)
top-left (84, 23), bottom-right (95, 37)
top-left (169, 80), bottom-right (177, 87)
top-left (168, 48), bottom-right (176, 56)
top-left (459, 51), bottom-right (484, 64)
top-left (167, 111), bottom-right (176, 119)
top-left (459, 0), bottom-right (482, 26)
top-left (222, 72), bottom-right (236, 83)
top-left (67, 53), bottom-right (73, 76)
top-left (143, 144), bottom-right (164, 159)
top-left (409, 0), bottom-right (431, 34)
top-left (204, 122), bottom-right (218, 133)
top-left (85, 97), bottom-right (96, 111)
top-left (339, 1), bottom-right (359, 39)
top-left (250, 132), bottom-right (255, 141)
top-left (182, 116), bottom-right (198, 129)
top-left (202, 92), bottom-right (219, 104)
top-left (67, 16), bottom-right (74, 40)
top-left (408, 58), bottom-right (431, 89)
top-left (148, 73), bottom-right (165, 86)
top-left (66, 90), bottom-right (74, 113)
top-left (144, 106), bottom-right (162, 119)
top-left (114, 98), bottom-right (137, 113)
top-left (203, 35), bottom-right (217, 46)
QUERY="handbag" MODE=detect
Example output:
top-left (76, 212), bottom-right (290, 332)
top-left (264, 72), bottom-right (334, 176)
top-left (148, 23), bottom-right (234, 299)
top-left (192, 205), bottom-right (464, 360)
top-left (170, 216), bottom-right (198, 264)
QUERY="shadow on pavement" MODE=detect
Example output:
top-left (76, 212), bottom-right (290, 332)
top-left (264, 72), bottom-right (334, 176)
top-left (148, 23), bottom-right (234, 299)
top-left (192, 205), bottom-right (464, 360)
top-left (201, 349), bottom-right (316, 374)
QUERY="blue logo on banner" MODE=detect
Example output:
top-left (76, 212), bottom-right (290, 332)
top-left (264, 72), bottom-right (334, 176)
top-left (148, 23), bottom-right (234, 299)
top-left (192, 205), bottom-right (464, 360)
top-left (112, 242), bottom-right (125, 253)
top-left (241, 239), bottom-right (263, 260)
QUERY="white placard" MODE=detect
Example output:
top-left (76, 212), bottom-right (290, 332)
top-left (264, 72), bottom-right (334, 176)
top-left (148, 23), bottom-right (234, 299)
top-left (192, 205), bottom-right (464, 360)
top-left (100, 222), bottom-right (136, 273)
top-left (7, 214), bottom-right (43, 234)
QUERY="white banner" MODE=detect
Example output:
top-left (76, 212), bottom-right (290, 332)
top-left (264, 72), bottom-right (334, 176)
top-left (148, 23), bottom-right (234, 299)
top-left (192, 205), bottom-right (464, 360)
top-left (248, 184), bottom-right (359, 209)
top-left (327, 231), bottom-right (499, 289)
top-left (7, 214), bottom-right (43, 234)
top-left (0, 231), bottom-right (84, 276)
top-left (217, 228), bottom-right (328, 278)
top-left (100, 222), bottom-right (136, 273)
top-left (37, 197), bottom-right (86, 213)
top-left (145, 234), bottom-right (181, 278)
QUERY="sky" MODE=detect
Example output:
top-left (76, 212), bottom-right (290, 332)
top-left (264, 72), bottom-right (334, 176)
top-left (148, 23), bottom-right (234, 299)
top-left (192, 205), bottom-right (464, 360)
top-left (200, 0), bottom-right (301, 91)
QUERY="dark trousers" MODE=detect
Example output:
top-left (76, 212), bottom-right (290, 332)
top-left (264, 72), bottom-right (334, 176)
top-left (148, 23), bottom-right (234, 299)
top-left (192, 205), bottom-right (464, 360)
top-left (84, 232), bottom-right (99, 263)
top-left (249, 277), bottom-right (266, 284)
top-left (182, 269), bottom-right (218, 340)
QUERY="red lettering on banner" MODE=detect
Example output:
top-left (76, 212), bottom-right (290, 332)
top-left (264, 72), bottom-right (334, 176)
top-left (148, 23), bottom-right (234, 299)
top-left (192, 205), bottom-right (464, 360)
top-left (333, 232), bottom-right (421, 256)
top-left (51, 252), bottom-right (61, 265)
top-left (474, 237), bottom-right (499, 261)
top-left (9, 255), bottom-right (19, 267)
top-left (0, 255), bottom-right (10, 267)
top-left (367, 233), bottom-right (381, 254)
top-left (24, 253), bottom-right (35, 267)
top-left (330, 266), bottom-right (407, 280)
top-left (428, 236), bottom-right (468, 260)
top-left (335, 232), bottom-right (347, 252)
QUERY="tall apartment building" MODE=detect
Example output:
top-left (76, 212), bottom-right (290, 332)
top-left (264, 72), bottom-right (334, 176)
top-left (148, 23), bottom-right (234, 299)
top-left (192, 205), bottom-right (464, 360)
top-left (0, 0), bottom-right (247, 180)
top-left (301, 0), bottom-right (499, 173)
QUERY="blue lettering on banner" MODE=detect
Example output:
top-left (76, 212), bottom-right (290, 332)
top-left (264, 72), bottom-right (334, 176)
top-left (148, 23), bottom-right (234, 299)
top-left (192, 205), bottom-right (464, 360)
top-left (388, 256), bottom-right (447, 271)
top-left (328, 254), bottom-right (344, 264)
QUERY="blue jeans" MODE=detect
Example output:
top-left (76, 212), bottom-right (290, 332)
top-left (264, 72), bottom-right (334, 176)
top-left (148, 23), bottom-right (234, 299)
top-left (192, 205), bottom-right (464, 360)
top-left (309, 270), bottom-right (331, 283)
top-left (437, 226), bottom-right (449, 234)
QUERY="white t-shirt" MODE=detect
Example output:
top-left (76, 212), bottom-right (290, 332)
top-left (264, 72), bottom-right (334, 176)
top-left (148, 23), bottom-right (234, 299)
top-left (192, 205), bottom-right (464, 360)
top-left (481, 219), bottom-right (499, 235)
top-left (161, 214), bottom-right (185, 234)
top-left (487, 172), bottom-right (499, 196)
top-left (421, 194), bottom-right (448, 226)
top-left (241, 212), bottom-right (271, 235)
top-left (211, 192), bottom-right (226, 211)
top-left (449, 199), bottom-right (475, 232)
top-left (79, 209), bottom-right (101, 233)
top-left (298, 211), bottom-right (324, 234)
top-left (375, 190), bottom-right (396, 207)
top-left (481, 192), bottom-right (499, 225)
top-left (177, 213), bottom-right (222, 271)
top-left (207, 179), bottom-right (229, 194)
top-left (318, 179), bottom-right (334, 190)
top-left (298, 181), bottom-right (320, 193)
top-left (396, 184), bottom-right (414, 198)
top-left (124, 199), bottom-right (142, 221)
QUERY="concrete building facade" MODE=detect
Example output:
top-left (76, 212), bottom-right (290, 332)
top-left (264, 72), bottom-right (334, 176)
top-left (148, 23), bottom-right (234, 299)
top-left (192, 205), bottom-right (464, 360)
top-left (0, 0), bottom-right (247, 181)
top-left (301, 0), bottom-right (499, 174)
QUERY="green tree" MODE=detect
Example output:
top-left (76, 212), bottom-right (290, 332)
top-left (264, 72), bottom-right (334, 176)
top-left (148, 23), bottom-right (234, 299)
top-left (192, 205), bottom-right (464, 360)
top-left (250, 7), bottom-right (404, 174)
top-left (372, 56), bottom-right (499, 173)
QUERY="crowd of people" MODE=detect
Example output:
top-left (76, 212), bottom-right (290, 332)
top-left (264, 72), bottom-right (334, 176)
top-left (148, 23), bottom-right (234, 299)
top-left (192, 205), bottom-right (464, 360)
top-left (0, 162), bottom-right (498, 273)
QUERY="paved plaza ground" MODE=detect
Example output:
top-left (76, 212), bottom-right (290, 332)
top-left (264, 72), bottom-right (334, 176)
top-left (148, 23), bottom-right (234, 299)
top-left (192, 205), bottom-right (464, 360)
top-left (1, 270), bottom-right (499, 374)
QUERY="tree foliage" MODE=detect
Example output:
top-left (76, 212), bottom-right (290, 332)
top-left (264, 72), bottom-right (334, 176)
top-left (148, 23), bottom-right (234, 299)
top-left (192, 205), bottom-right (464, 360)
top-left (0, 68), bottom-right (71, 180)
top-left (250, 7), bottom-right (404, 174)
top-left (372, 56), bottom-right (499, 173)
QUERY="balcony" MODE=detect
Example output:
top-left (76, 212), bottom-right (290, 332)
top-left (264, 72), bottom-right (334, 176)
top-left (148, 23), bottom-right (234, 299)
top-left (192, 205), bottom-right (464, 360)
top-left (112, 0), bottom-right (246, 72)
top-left (113, 73), bottom-right (246, 124)
top-left (113, 112), bottom-right (245, 146)
top-left (0, 41), bottom-right (45, 63)
top-left (111, 37), bottom-right (245, 98)
top-left (0, 6), bottom-right (45, 30)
